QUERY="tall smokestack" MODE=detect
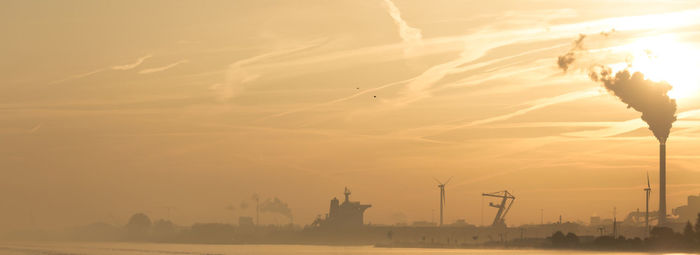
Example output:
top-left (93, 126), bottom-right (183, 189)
top-left (583, 67), bottom-right (676, 225)
top-left (659, 143), bottom-right (666, 225)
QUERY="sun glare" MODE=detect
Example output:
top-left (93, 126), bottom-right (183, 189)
top-left (623, 35), bottom-right (700, 101)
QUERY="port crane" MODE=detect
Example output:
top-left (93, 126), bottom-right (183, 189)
top-left (482, 190), bottom-right (515, 227)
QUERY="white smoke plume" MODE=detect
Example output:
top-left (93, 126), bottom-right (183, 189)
top-left (259, 197), bottom-right (292, 219)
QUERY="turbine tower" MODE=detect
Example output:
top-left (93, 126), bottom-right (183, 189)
top-left (644, 172), bottom-right (651, 235)
top-left (434, 177), bottom-right (452, 226)
top-left (252, 193), bottom-right (260, 226)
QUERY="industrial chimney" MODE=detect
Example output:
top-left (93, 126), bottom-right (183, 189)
top-left (659, 143), bottom-right (667, 225)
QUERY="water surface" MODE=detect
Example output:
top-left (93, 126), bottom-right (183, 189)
top-left (0, 242), bottom-right (685, 255)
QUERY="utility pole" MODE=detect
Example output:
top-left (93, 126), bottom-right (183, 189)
top-left (612, 207), bottom-right (617, 238)
top-left (163, 206), bottom-right (175, 220)
top-left (541, 209), bottom-right (544, 225)
top-left (255, 196), bottom-right (260, 226)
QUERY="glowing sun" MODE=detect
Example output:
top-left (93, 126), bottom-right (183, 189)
top-left (625, 35), bottom-right (700, 100)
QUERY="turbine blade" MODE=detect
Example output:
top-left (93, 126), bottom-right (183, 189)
top-left (647, 171), bottom-right (650, 189)
top-left (445, 176), bottom-right (453, 185)
top-left (433, 177), bottom-right (441, 184)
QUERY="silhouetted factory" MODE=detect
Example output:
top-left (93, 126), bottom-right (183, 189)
top-left (301, 184), bottom-right (700, 245)
top-left (312, 187), bottom-right (371, 229)
top-left (673, 193), bottom-right (700, 223)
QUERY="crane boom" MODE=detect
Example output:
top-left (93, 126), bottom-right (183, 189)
top-left (482, 190), bottom-right (515, 227)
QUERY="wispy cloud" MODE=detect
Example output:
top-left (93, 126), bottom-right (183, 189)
top-left (0, 123), bottom-right (43, 135)
top-left (211, 40), bottom-right (326, 101)
top-left (469, 89), bottom-right (602, 127)
top-left (244, 7), bottom-right (700, 154)
top-left (112, 54), bottom-right (153, 70)
top-left (139, 59), bottom-right (189, 74)
top-left (48, 68), bottom-right (107, 85)
top-left (217, 8), bottom-right (700, 114)
top-left (412, 89), bottom-right (602, 138)
top-left (255, 77), bottom-right (414, 121)
top-left (390, 8), bottom-right (700, 106)
top-left (381, 0), bottom-right (422, 44)
top-left (260, 42), bottom-right (567, 122)
top-left (28, 123), bottom-right (42, 133)
top-left (563, 108), bottom-right (700, 138)
top-left (49, 54), bottom-right (154, 84)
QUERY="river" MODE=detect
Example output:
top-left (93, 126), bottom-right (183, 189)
top-left (0, 242), bottom-right (688, 255)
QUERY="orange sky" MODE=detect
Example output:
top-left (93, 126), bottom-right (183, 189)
top-left (2, 0), bottom-right (700, 231)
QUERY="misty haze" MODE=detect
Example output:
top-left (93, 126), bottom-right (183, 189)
top-left (3, 0), bottom-right (700, 254)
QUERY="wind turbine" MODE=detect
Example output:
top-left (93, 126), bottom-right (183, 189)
top-left (252, 193), bottom-right (260, 226)
top-left (434, 177), bottom-right (452, 226)
top-left (644, 172), bottom-right (651, 236)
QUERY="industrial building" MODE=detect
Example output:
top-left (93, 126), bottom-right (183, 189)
top-left (311, 187), bottom-right (371, 229)
top-left (673, 193), bottom-right (700, 224)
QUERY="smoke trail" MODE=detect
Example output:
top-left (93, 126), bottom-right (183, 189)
top-left (600, 28), bottom-right (616, 37)
top-left (259, 197), bottom-right (292, 219)
top-left (557, 34), bottom-right (586, 72)
top-left (588, 66), bottom-right (677, 144)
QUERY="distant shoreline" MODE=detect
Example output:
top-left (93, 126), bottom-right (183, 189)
top-left (374, 241), bottom-right (697, 253)
top-left (4, 240), bottom-right (700, 254)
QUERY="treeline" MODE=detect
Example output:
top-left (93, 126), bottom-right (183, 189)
top-left (551, 213), bottom-right (700, 251)
top-left (118, 213), bottom-right (298, 243)
top-left (4, 213), bottom-right (299, 244)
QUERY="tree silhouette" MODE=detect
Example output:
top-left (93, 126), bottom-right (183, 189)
top-left (125, 213), bottom-right (152, 241)
top-left (695, 213), bottom-right (700, 243)
top-left (566, 232), bottom-right (579, 245)
top-left (152, 219), bottom-right (176, 242)
top-left (684, 221), bottom-right (695, 244)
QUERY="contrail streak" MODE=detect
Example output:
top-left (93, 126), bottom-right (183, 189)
top-left (415, 88), bottom-right (602, 137)
top-left (563, 108), bottom-right (700, 138)
top-left (255, 77), bottom-right (414, 121)
top-left (139, 59), bottom-right (188, 74)
top-left (459, 89), bottom-right (600, 126)
top-left (382, 0), bottom-right (422, 43)
top-left (213, 40), bottom-right (326, 100)
top-left (112, 54), bottom-right (153, 70)
top-left (49, 54), bottom-right (153, 84)
top-left (261, 43), bottom-right (565, 121)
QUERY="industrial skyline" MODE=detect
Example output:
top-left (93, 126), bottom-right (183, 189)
top-left (3, 0), bottom-right (700, 233)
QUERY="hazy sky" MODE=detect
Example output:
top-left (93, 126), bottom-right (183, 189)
top-left (3, 0), bottom-right (700, 231)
